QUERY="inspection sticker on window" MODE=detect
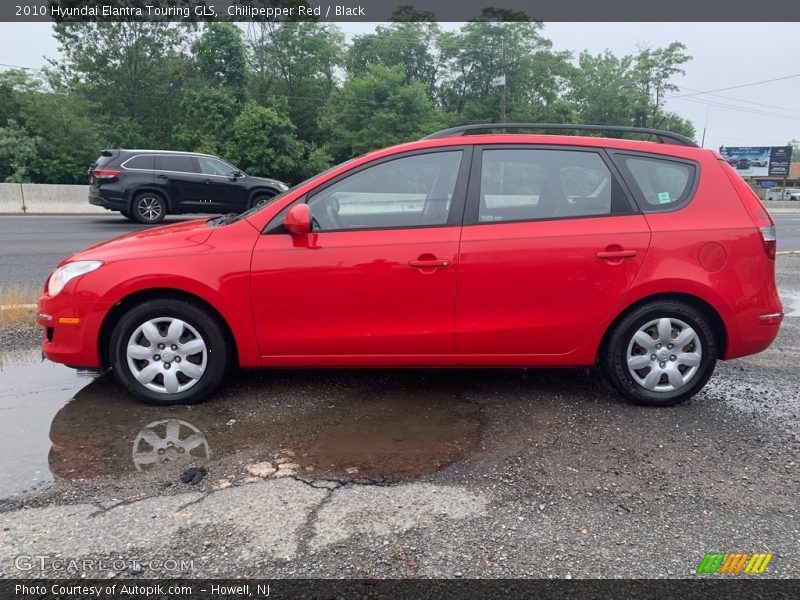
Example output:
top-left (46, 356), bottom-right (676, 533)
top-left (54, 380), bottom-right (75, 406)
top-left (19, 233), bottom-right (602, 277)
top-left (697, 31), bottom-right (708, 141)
top-left (657, 192), bottom-right (672, 204)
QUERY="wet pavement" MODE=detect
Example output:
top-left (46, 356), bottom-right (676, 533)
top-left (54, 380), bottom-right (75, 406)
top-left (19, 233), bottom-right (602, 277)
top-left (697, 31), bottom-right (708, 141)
top-left (0, 256), bottom-right (797, 578)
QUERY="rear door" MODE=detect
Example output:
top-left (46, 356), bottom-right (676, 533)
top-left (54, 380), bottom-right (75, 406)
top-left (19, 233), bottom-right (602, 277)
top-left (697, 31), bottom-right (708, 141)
top-left (154, 154), bottom-right (207, 211)
top-left (454, 145), bottom-right (651, 358)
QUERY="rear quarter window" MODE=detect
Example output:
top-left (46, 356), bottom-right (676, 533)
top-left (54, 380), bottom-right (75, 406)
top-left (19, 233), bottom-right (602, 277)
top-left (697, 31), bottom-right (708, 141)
top-left (616, 154), bottom-right (697, 212)
top-left (123, 155), bottom-right (155, 170)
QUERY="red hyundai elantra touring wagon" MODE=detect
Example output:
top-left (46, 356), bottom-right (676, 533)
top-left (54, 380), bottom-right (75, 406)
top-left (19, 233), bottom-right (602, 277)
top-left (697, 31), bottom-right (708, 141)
top-left (37, 124), bottom-right (783, 406)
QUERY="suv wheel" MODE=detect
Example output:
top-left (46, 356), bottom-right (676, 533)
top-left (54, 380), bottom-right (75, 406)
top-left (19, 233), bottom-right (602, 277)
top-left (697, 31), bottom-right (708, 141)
top-left (248, 193), bottom-right (275, 210)
top-left (132, 193), bottom-right (166, 224)
top-left (109, 299), bottom-right (230, 405)
top-left (601, 301), bottom-right (718, 406)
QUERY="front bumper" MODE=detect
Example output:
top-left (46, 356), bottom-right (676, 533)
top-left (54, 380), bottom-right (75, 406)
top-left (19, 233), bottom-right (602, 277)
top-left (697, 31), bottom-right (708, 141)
top-left (37, 290), bottom-right (112, 369)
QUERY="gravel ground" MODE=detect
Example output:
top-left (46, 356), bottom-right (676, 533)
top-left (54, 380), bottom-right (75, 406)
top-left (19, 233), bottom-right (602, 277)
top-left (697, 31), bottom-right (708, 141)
top-left (0, 257), bottom-right (798, 580)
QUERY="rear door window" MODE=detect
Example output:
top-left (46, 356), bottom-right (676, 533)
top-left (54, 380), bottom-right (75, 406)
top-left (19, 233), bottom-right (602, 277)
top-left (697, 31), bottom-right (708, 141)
top-left (476, 148), bottom-right (629, 223)
top-left (156, 154), bottom-right (197, 173)
top-left (617, 155), bottom-right (697, 212)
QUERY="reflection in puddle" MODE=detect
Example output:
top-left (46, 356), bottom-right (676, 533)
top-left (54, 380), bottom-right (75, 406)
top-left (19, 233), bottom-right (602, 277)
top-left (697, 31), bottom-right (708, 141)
top-left (0, 349), bottom-right (98, 498)
top-left (132, 419), bottom-right (211, 471)
top-left (46, 373), bottom-right (482, 484)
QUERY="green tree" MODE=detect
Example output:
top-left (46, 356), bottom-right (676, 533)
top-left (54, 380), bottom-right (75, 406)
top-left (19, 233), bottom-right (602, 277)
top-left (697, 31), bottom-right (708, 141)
top-left (631, 42), bottom-right (691, 130)
top-left (226, 101), bottom-right (305, 183)
top-left (321, 65), bottom-right (443, 162)
top-left (347, 21), bottom-right (442, 99)
top-left (245, 22), bottom-right (343, 140)
top-left (438, 19), bottom-right (573, 123)
top-left (569, 51), bottom-right (636, 127)
top-left (191, 23), bottom-right (248, 96)
top-left (0, 120), bottom-right (39, 182)
top-left (172, 88), bottom-right (241, 156)
top-left (47, 22), bottom-right (193, 146)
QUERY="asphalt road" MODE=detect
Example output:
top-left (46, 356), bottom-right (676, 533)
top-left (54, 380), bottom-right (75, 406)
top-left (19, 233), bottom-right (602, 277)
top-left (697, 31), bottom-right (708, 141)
top-left (1, 212), bottom-right (799, 288)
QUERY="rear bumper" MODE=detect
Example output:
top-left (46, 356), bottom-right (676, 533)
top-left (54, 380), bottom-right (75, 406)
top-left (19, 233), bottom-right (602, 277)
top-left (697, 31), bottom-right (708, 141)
top-left (723, 307), bottom-right (783, 360)
top-left (89, 191), bottom-right (127, 211)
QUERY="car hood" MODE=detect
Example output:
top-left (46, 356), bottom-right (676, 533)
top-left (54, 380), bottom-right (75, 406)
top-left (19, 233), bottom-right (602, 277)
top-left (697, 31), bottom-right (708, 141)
top-left (247, 175), bottom-right (286, 189)
top-left (64, 219), bottom-right (214, 265)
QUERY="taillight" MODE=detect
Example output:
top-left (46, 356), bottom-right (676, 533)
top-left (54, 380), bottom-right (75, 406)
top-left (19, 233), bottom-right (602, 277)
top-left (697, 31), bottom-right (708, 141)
top-left (718, 159), bottom-right (776, 259)
top-left (91, 169), bottom-right (121, 179)
top-left (760, 225), bottom-right (777, 260)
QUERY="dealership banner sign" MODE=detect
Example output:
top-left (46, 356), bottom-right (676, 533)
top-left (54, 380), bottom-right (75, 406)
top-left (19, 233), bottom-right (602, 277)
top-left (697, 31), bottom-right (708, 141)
top-left (719, 146), bottom-right (793, 178)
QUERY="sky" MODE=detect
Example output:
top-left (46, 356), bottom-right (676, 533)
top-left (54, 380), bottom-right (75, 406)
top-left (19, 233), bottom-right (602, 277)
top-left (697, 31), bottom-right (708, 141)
top-left (1, 21), bottom-right (798, 149)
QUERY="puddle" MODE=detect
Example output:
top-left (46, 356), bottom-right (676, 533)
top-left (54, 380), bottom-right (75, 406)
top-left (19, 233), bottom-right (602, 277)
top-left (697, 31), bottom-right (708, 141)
top-left (0, 349), bottom-right (98, 498)
top-left (0, 363), bottom-right (480, 494)
top-left (46, 376), bottom-right (481, 483)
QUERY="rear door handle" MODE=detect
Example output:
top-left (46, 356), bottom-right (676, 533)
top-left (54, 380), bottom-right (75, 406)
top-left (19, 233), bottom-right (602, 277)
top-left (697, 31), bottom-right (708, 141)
top-left (203, 179), bottom-right (212, 184)
top-left (156, 174), bottom-right (168, 179)
top-left (596, 250), bottom-right (637, 259)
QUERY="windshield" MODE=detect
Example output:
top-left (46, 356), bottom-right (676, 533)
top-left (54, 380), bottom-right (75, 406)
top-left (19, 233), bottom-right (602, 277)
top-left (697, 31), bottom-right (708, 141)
top-left (225, 158), bottom-right (358, 224)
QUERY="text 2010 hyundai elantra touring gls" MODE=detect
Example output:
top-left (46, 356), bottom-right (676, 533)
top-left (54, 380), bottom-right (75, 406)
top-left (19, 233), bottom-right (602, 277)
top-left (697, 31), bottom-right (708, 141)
top-left (38, 124), bottom-right (783, 406)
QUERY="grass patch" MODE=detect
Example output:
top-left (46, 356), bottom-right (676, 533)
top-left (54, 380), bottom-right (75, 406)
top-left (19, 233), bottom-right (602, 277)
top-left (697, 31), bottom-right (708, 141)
top-left (0, 284), bottom-right (39, 327)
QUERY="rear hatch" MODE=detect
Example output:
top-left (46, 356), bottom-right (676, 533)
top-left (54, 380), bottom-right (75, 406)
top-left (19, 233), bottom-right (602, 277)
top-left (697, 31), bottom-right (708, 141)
top-left (89, 149), bottom-right (121, 191)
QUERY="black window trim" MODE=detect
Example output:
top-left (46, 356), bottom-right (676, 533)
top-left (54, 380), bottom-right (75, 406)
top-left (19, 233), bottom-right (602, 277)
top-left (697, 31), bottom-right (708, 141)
top-left (463, 144), bottom-right (639, 226)
top-left (608, 150), bottom-right (700, 215)
top-left (264, 146), bottom-right (474, 235)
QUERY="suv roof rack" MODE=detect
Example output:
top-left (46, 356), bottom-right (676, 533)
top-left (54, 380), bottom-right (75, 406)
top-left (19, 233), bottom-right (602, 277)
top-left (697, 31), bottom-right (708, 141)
top-left (421, 123), bottom-right (698, 147)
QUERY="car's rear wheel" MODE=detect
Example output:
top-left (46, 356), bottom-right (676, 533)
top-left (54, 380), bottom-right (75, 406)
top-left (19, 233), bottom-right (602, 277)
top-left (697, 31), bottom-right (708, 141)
top-left (132, 192), bottom-right (166, 224)
top-left (109, 299), bottom-right (230, 405)
top-left (600, 300), bottom-right (718, 406)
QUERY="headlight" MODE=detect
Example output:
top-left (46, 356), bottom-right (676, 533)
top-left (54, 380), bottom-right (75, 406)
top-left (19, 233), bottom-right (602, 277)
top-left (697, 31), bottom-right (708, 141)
top-left (277, 182), bottom-right (289, 191)
top-left (47, 260), bottom-right (103, 297)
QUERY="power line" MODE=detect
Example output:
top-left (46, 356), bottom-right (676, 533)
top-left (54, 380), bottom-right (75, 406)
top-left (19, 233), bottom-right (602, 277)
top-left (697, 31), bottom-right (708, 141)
top-left (668, 73), bottom-right (800, 100)
top-left (677, 86), bottom-right (800, 114)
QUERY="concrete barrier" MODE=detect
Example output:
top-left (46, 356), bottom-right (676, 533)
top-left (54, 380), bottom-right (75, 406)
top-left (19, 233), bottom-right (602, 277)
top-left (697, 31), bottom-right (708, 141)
top-left (0, 183), bottom-right (798, 215)
top-left (0, 183), bottom-right (107, 214)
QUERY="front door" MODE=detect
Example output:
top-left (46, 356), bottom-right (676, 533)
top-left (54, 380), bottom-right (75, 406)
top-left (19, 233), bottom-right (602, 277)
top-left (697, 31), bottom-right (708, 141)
top-left (250, 148), bottom-right (470, 360)
top-left (455, 146), bottom-right (651, 358)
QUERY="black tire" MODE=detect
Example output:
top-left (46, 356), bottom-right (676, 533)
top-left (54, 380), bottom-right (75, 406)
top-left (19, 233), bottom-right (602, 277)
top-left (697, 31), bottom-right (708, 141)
top-left (109, 299), bottom-right (231, 405)
top-left (132, 192), bottom-right (167, 224)
top-left (248, 192), bottom-right (276, 210)
top-left (600, 300), bottom-right (718, 407)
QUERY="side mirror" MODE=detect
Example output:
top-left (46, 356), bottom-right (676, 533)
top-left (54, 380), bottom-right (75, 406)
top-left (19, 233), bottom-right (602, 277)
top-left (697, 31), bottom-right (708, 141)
top-left (283, 204), bottom-right (312, 235)
top-left (229, 170), bottom-right (243, 181)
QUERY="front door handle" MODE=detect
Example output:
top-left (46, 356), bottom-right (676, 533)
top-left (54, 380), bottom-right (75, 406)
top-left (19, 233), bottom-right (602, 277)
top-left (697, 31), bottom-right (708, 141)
top-left (156, 174), bottom-right (168, 180)
top-left (409, 259), bottom-right (450, 268)
top-left (596, 249), bottom-right (637, 260)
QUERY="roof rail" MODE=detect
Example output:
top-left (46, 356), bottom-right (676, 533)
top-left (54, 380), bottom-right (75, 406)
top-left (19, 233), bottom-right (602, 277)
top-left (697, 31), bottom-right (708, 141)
top-left (421, 123), bottom-right (698, 147)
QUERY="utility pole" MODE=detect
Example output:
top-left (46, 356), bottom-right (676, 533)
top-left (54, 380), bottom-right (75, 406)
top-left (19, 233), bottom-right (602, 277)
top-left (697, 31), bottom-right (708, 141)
top-left (500, 37), bottom-right (507, 123)
top-left (700, 104), bottom-right (710, 147)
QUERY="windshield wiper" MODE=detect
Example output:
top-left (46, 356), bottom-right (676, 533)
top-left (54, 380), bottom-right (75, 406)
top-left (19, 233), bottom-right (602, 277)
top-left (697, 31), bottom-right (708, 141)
top-left (210, 212), bottom-right (238, 226)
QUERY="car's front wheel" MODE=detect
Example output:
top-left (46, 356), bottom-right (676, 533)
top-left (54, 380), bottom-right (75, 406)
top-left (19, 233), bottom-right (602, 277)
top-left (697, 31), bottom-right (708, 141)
top-left (601, 300), bottom-right (718, 406)
top-left (109, 299), bottom-right (230, 405)
top-left (132, 192), bottom-right (166, 224)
